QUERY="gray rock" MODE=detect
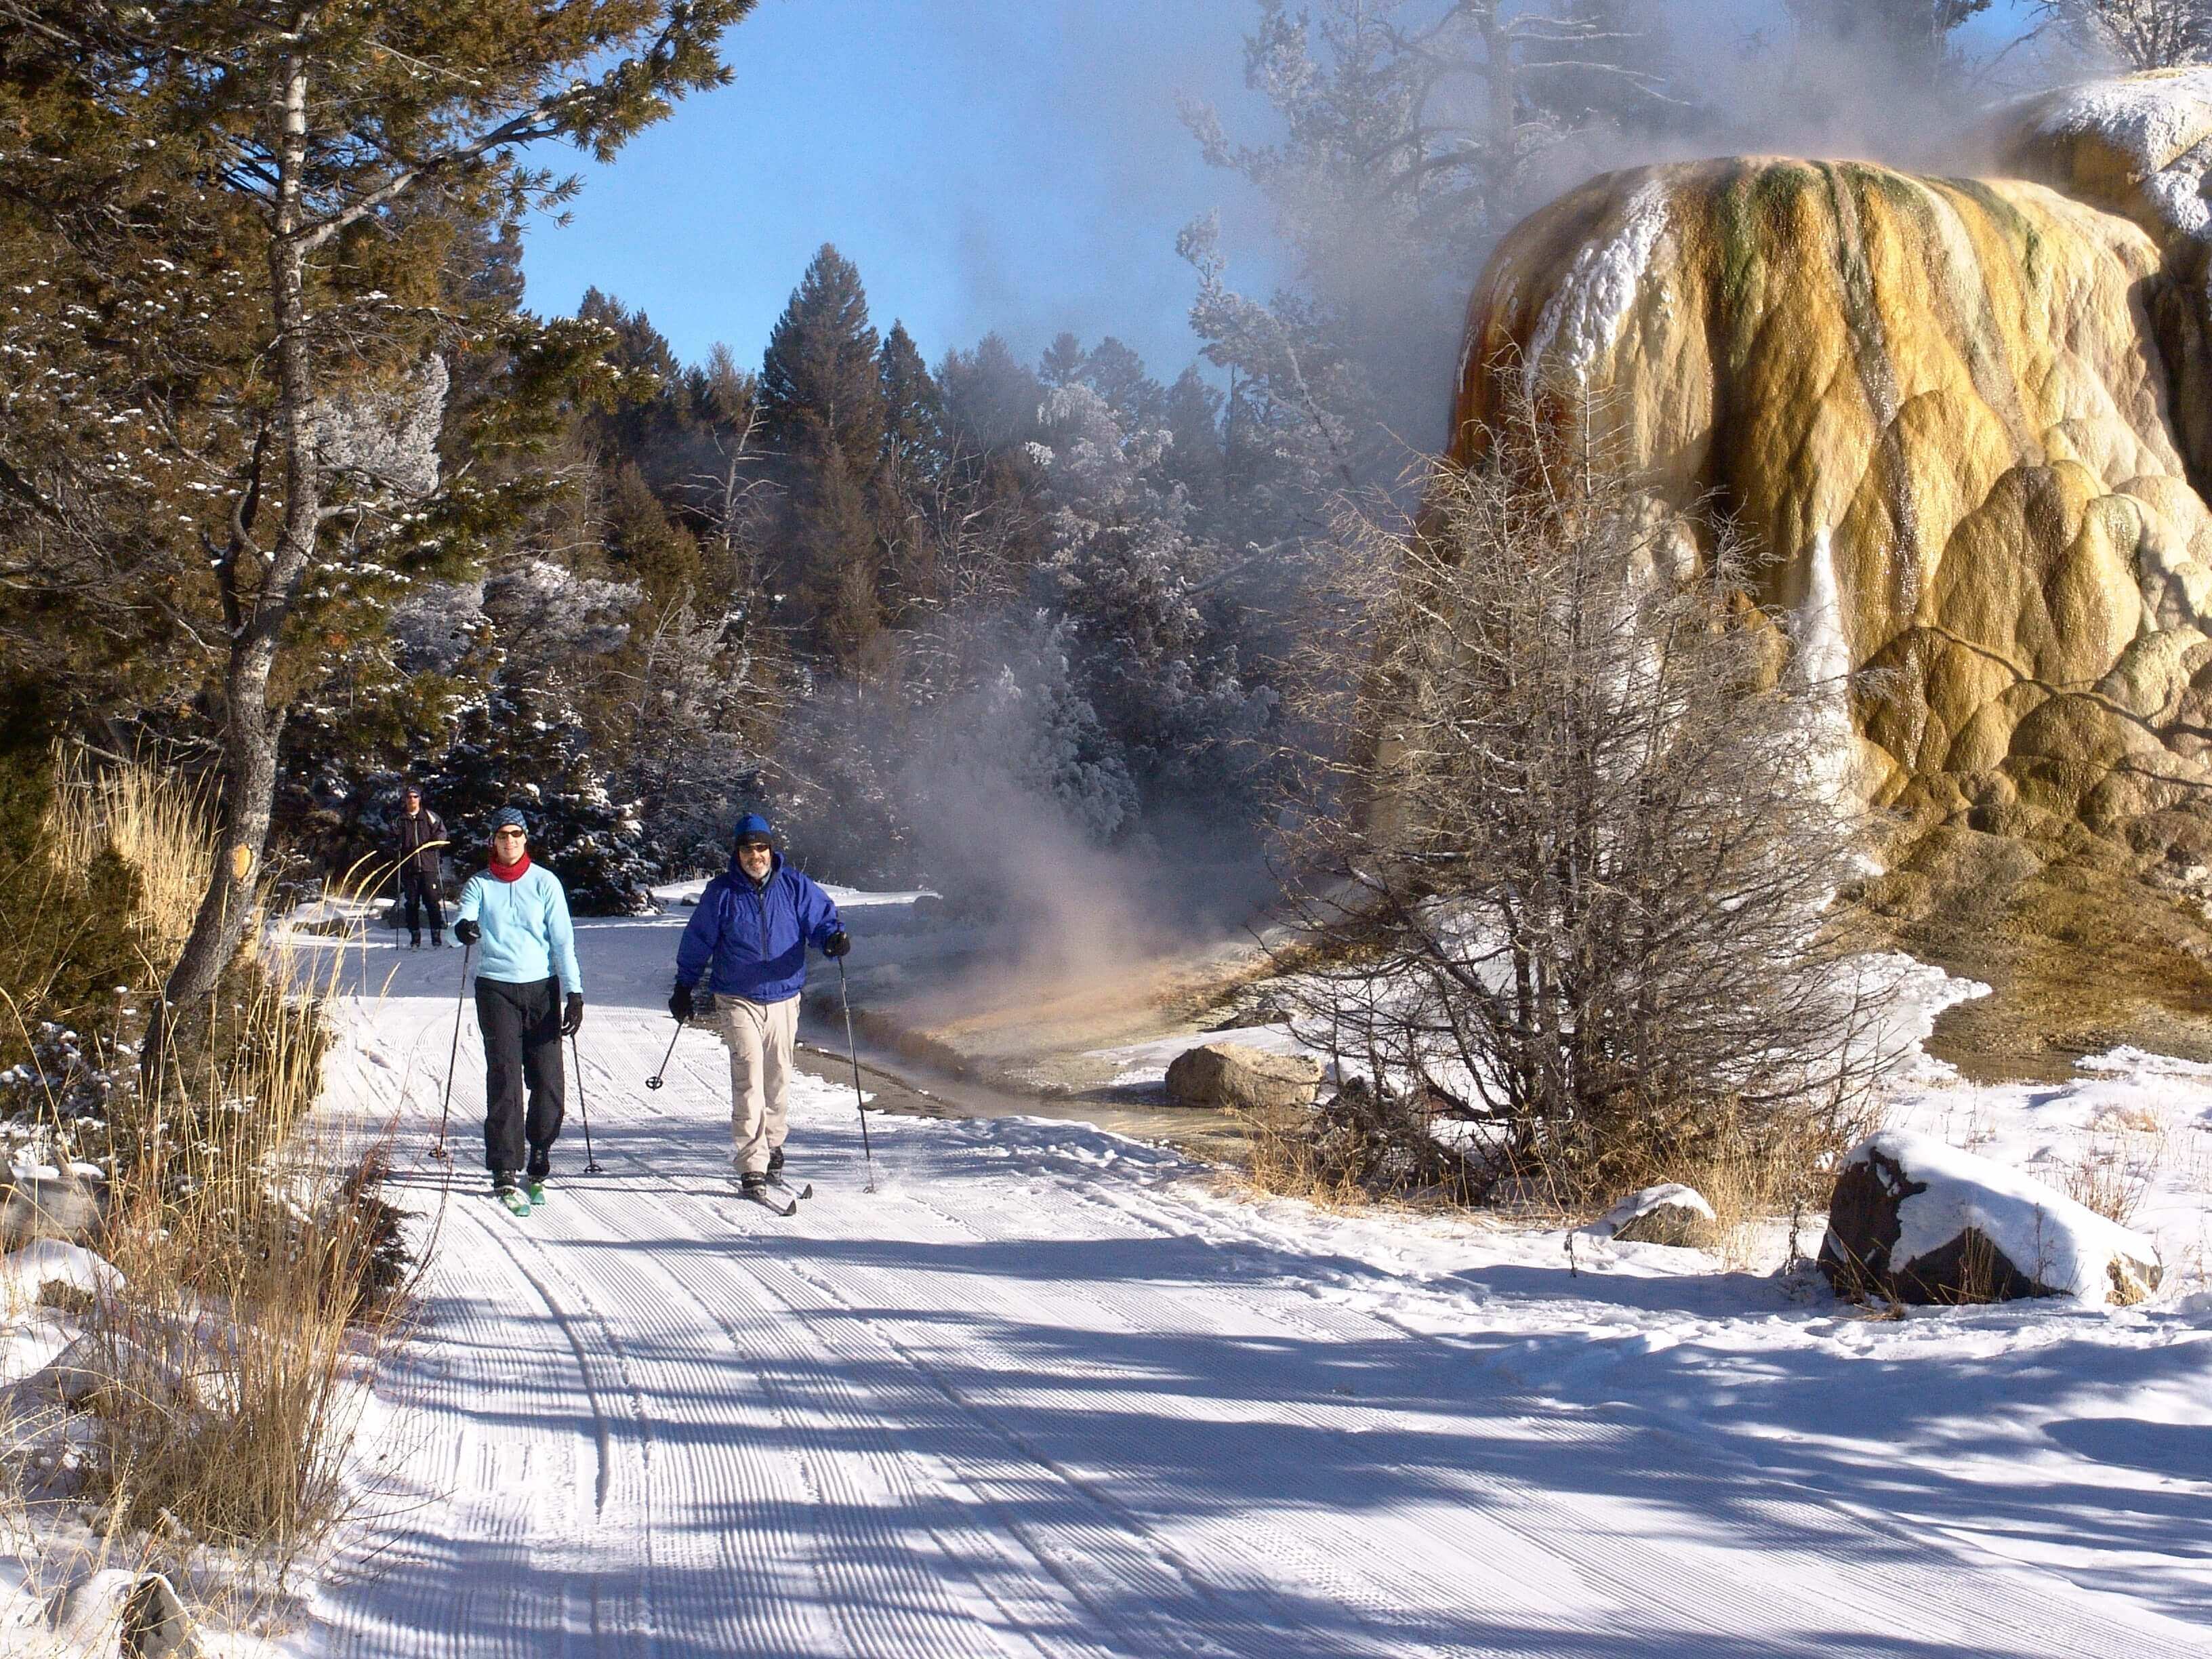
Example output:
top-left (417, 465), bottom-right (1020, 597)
top-left (47, 1569), bottom-right (202, 1658)
top-left (1591, 1184), bottom-right (1719, 1248)
top-left (1164, 1043), bottom-right (1322, 1111)
top-left (0, 1170), bottom-right (104, 1251)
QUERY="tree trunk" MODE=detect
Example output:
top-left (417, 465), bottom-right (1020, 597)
top-left (146, 50), bottom-right (320, 1094)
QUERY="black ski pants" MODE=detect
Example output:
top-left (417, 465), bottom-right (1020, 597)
top-left (475, 975), bottom-right (565, 1176)
top-left (399, 867), bottom-right (443, 941)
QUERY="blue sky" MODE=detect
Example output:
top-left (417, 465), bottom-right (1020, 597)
top-left (520, 0), bottom-right (1279, 387)
top-left (518, 1), bottom-right (2049, 388)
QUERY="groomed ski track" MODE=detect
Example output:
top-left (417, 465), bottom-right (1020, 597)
top-left (312, 918), bottom-right (2211, 1658)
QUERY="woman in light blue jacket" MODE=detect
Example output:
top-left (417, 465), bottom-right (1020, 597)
top-left (453, 806), bottom-right (583, 1212)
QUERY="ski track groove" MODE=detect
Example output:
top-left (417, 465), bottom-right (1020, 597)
top-left (569, 1181), bottom-right (1025, 1659)
top-left (311, 985), bottom-right (2212, 1658)
top-left (610, 1185), bottom-right (1104, 1659)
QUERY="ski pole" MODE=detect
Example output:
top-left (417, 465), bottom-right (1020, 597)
top-left (569, 1033), bottom-right (605, 1174)
top-left (432, 941), bottom-right (472, 1162)
top-left (646, 1019), bottom-right (682, 1090)
top-left (836, 957), bottom-right (878, 1192)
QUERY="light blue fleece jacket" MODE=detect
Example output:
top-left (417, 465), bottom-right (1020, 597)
top-left (455, 863), bottom-right (583, 992)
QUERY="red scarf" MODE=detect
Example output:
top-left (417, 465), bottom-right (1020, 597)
top-left (489, 853), bottom-right (532, 882)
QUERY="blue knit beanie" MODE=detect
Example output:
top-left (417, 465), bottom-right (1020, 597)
top-left (490, 806), bottom-right (529, 834)
top-left (732, 812), bottom-right (774, 846)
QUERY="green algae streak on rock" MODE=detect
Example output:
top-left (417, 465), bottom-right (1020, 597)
top-left (1454, 72), bottom-right (2212, 863)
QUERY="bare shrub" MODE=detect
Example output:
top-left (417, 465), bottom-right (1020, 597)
top-left (2058, 1109), bottom-right (2173, 1227)
top-left (1274, 397), bottom-right (1898, 1210)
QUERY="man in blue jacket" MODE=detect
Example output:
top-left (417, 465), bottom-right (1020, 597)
top-left (671, 813), bottom-right (848, 1197)
top-left (452, 806), bottom-right (585, 1214)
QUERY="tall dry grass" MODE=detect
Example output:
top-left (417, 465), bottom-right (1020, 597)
top-left (6, 748), bottom-right (413, 1593)
top-left (43, 745), bottom-right (216, 977)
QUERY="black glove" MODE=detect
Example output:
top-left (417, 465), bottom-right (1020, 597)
top-left (669, 982), bottom-right (694, 1023)
top-left (821, 929), bottom-right (851, 960)
top-left (562, 992), bottom-right (584, 1037)
top-left (454, 918), bottom-right (480, 946)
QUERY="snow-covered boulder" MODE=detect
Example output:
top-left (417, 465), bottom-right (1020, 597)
top-left (0, 1168), bottom-right (104, 1252)
top-left (1164, 1042), bottom-right (1322, 1111)
top-left (47, 1568), bottom-right (201, 1658)
top-left (1819, 1131), bottom-right (2162, 1307)
top-left (0, 1240), bottom-right (121, 1309)
top-left (1581, 1184), bottom-right (1717, 1248)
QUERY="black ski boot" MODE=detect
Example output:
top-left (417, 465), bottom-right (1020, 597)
top-left (738, 1170), bottom-right (796, 1215)
top-left (766, 1147), bottom-right (783, 1180)
top-left (526, 1148), bottom-right (551, 1206)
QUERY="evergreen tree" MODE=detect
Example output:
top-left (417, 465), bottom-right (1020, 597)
top-left (878, 323), bottom-right (945, 488)
top-left (1081, 338), bottom-right (1166, 430)
top-left (1162, 367), bottom-right (1229, 537)
top-left (605, 463), bottom-right (703, 600)
top-left (1040, 332), bottom-right (1088, 389)
top-left (761, 245), bottom-right (886, 462)
top-left (0, 0), bottom-right (752, 1051)
top-left (938, 334), bottom-right (1046, 455)
top-left (428, 677), bottom-right (654, 915)
top-left (793, 445), bottom-right (884, 669)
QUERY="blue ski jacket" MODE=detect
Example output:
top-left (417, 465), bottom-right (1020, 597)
top-left (455, 862), bottom-right (583, 992)
top-left (675, 852), bottom-right (842, 1005)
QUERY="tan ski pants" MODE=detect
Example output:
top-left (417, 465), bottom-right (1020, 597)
top-left (712, 992), bottom-right (800, 1174)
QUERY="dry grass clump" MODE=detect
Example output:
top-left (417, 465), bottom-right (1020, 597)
top-left (44, 746), bottom-right (216, 972)
top-left (1, 747), bottom-right (415, 1592)
top-left (1233, 1081), bottom-right (1483, 1208)
top-left (2056, 1109), bottom-right (2173, 1227)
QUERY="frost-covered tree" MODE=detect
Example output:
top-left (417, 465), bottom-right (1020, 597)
top-left (2034, 0), bottom-right (2212, 64)
top-left (1181, 0), bottom-right (1683, 501)
top-left (1280, 403), bottom-right (1891, 1202)
top-left (1030, 385), bottom-right (1271, 810)
top-left (427, 677), bottom-right (654, 915)
top-left (897, 615), bottom-right (1139, 909)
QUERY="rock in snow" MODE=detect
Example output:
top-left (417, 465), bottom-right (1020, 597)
top-left (1582, 1183), bottom-right (1718, 1248)
top-left (47, 1568), bottom-right (201, 1658)
top-left (0, 1239), bottom-right (121, 1306)
top-left (1819, 1130), bottom-right (2161, 1307)
top-left (1164, 1042), bottom-right (1322, 1111)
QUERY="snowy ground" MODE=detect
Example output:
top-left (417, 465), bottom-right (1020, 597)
top-left (272, 900), bottom-right (2212, 1657)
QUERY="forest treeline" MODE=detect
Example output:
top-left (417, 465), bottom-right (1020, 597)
top-left (0, 0), bottom-right (2159, 1054)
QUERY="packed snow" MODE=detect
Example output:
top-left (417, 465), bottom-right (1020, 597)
top-left (15, 897), bottom-right (2212, 1654)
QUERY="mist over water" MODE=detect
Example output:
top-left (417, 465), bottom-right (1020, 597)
top-left (811, 3), bottom-right (2091, 1021)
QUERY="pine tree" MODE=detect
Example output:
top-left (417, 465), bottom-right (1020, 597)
top-left (0, 0), bottom-right (752, 1060)
top-left (1162, 367), bottom-right (1229, 537)
top-left (878, 323), bottom-right (945, 489)
top-left (605, 463), bottom-right (703, 600)
top-left (1081, 339), bottom-right (1165, 430)
top-left (938, 334), bottom-right (1046, 455)
top-left (761, 245), bottom-right (886, 462)
top-left (428, 677), bottom-right (654, 915)
top-left (1040, 332), bottom-right (1088, 389)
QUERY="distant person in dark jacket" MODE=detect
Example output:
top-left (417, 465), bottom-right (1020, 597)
top-left (392, 784), bottom-right (447, 949)
top-left (670, 813), bottom-right (848, 1199)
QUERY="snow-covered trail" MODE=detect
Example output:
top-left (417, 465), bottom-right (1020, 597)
top-left (301, 915), bottom-right (2212, 1658)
